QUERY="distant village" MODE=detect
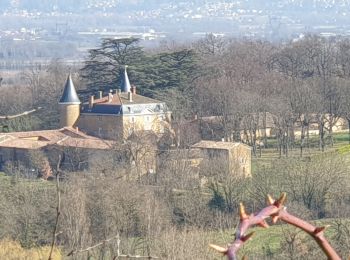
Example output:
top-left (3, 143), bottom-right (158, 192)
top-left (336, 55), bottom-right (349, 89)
top-left (2, 0), bottom-right (350, 72)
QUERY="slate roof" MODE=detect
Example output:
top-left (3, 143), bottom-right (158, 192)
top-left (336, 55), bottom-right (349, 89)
top-left (59, 75), bottom-right (81, 105)
top-left (82, 94), bottom-right (122, 114)
top-left (87, 104), bottom-right (122, 114)
top-left (81, 93), bottom-right (166, 115)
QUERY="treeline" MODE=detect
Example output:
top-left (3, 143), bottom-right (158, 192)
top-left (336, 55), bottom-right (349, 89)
top-left (3, 34), bottom-right (350, 155)
top-left (193, 34), bottom-right (350, 156)
top-left (81, 35), bottom-right (350, 156)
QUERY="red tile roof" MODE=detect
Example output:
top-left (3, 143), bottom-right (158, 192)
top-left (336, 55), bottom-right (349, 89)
top-left (0, 127), bottom-right (114, 150)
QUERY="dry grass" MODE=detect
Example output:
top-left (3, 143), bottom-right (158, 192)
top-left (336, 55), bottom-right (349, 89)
top-left (0, 239), bottom-right (61, 260)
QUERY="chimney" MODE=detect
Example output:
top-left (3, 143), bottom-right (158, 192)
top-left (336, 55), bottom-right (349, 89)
top-left (98, 91), bottom-right (103, 99)
top-left (131, 85), bottom-right (136, 94)
top-left (114, 89), bottom-right (118, 94)
top-left (117, 89), bottom-right (121, 94)
top-left (75, 126), bottom-right (79, 133)
top-left (89, 95), bottom-right (94, 109)
top-left (108, 93), bottom-right (113, 102)
top-left (128, 92), bottom-right (133, 102)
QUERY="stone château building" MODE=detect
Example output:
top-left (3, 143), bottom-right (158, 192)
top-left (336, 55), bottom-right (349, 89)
top-left (59, 66), bottom-right (172, 140)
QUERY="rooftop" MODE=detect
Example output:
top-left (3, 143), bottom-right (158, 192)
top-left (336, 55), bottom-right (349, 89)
top-left (191, 140), bottom-right (251, 150)
top-left (59, 75), bottom-right (81, 105)
top-left (119, 93), bottom-right (164, 105)
top-left (81, 92), bottom-right (166, 115)
top-left (0, 127), bottom-right (114, 150)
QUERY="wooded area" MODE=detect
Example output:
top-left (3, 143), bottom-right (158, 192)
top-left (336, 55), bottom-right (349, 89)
top-left (5, 34), bottom-right (348, 155)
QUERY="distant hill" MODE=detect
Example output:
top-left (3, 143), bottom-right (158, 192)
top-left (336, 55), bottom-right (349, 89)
top-left (3, 0), bottom-right (350, 13)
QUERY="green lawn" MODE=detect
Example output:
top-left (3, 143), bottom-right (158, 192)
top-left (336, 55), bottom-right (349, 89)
top-left (0, 172), bottom-right (53, 190)
top-left (252, 133), bottom-right (350, 168)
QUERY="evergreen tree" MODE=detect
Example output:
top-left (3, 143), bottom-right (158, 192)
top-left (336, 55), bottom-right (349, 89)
top-left (81, 38), bottom-right (200, 99)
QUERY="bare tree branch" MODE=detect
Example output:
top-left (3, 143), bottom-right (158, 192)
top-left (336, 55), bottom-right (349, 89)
top-left (67, 233), bottom-right (159, 259)
top-left (67, 235), bottom-right (119, 257)
top-left (0, 107), bottom-right (42, 119)
top-left (113, 234), bottom-right (159, 259)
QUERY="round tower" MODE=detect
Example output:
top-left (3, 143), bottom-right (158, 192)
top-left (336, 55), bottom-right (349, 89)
top-left (58, 74), bottom-right (81, 128)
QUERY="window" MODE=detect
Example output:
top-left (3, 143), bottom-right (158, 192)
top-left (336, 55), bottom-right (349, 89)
top-left (145, 117), bottom-right (152, 130)
top-left (239, 157), bottom-right (246, 164)
top-left (208, 149), bottom-right (219, 159)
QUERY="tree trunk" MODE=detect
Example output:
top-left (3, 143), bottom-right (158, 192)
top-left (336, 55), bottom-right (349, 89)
top-left (348, 118), bottom-right (350, 144)
top-left (263, 111), bottom-right (268, 148)
top-left (319, 121), bottom-right (325, 152)
top-left (306, 124), bottom-right (310, 149)
top-left (328, 115), bottom-right (334, 147)
top-left (300, 123), bottom-right (305, 157)
top-left (290, 123), bottom-right (295, 150)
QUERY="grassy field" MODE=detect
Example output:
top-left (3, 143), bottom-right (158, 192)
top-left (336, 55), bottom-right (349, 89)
top-left (0, 171), bottom-right (54, 193)
top-left (0, 239), bottom-right (61, 260)
top-left (252, 133), bottom-right (350, 168)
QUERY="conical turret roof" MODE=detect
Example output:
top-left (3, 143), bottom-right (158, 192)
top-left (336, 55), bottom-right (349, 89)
top-left (121, 65), bottom-right (131, 93)
top-left (59, 74), bottom-right (81, 105)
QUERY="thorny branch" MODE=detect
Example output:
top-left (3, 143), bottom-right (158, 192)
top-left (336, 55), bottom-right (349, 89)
top-left (209, 193), bottom-right (342, 260)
